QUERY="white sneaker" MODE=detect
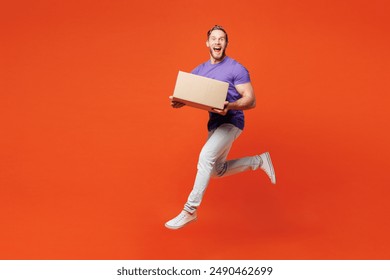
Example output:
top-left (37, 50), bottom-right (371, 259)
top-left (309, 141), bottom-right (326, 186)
top-left (165, 210), bottom-right (197, 230)
top-left (260, 152), bottom-right (276, 184)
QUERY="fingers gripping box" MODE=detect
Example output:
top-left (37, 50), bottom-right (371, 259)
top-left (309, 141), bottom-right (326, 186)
top-left (172, 71), bottom-right (229, 111)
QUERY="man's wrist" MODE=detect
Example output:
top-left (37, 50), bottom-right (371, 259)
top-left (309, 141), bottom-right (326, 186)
top-left (226, 101), bottom-right (236, 110)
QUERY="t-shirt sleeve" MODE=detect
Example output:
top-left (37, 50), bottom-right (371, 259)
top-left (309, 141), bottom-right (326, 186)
top-left (233, 63), bottom-right (251, 85)
top-left (191, 65), bottom-right (200, 75)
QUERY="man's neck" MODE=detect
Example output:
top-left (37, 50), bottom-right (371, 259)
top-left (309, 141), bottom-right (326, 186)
top-left (210, 55), bottom-right (227, 64)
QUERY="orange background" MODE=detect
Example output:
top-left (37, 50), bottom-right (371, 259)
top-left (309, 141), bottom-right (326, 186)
top-left (1, 0), bottom-right (389, 259)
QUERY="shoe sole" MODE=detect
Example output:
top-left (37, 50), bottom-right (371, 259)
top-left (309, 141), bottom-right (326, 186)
top-left (264, 152), bottom-right (276, 184)
top-left (165, 217), bottom-right (198, 230)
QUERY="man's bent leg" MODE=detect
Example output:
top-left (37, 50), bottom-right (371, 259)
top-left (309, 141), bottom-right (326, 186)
top-left (216, 153), bottom-right (276, 184)
top-left (218, 155), bottom-right (262, 177)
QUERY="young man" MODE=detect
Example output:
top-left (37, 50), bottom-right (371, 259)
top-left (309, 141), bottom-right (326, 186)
top-left (166, 25), bottom-right (276, 230)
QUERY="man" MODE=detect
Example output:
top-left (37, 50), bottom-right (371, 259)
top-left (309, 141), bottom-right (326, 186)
top-left (166, 25), bottom-right (276, 230)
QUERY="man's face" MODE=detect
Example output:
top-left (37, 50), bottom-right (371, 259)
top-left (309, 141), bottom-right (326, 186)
top-left (206, 30), bottom-right (228, 63)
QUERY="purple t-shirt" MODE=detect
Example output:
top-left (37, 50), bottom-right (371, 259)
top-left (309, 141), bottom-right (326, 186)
top-left (191, 56), bottom-right (251, 131)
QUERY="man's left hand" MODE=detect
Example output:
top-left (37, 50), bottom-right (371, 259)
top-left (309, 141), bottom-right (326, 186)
top-left (212, 101), bottom-right (229, 115)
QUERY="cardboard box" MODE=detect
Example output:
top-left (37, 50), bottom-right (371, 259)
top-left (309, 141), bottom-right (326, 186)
top-left (172, 71), bottom-right (228, 111)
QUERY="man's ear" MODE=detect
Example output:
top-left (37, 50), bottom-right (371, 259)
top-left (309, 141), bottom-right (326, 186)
top-left (206, 40), bottom-right (210, 48)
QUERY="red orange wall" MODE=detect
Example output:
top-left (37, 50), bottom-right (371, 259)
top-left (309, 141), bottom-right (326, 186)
top-left (1, 0), bottom-right (389, 259)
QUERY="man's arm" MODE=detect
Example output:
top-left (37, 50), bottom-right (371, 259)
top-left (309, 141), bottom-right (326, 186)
top-left (213, 82), bottom-right (256, 115)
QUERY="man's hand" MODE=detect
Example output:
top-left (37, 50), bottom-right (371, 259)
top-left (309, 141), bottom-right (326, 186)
top-left (169, 96), bottom-right (185, 108)
top-left (212, 101), bottom-right (229, 115)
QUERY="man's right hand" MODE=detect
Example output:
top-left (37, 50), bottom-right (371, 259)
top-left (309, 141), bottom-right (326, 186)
top-left (169, 96), bottom-right (186, 108)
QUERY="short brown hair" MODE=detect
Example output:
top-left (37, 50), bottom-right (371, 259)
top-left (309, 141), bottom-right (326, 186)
top-left (207, 25), bottom-right (229, 43)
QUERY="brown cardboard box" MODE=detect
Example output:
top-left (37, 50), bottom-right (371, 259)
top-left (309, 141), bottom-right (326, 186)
top-left (172, 71), bottom-right (228, 111)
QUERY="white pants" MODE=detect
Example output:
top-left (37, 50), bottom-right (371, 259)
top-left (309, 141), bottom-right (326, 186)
top-left (184, 123), bottom-right (262, 213)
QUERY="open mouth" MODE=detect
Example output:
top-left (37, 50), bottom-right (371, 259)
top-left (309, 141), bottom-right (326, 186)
top-left (213, 47), bottom-right (222, 53)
